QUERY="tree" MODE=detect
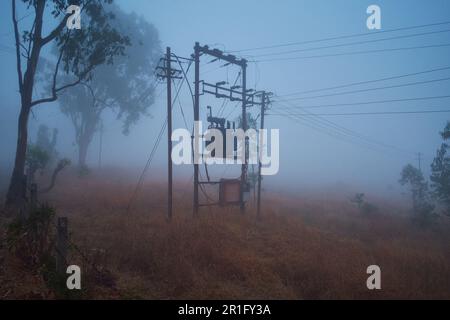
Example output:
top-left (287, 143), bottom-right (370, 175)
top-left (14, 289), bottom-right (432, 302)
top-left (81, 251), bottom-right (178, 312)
top-left (26, 144), bottom-right (50, 180)
top-left (56, 5), bottom-right (160, 168)
top-left (350, 193), bottom-right (378, 214)
top-left (26, 124), bottom-right (70, 191)
top-left (399, 164), bottom-right (436, 226)
top-left (430, 122), bottom-right (450, 216)
top-left (35, 124), bottom-right (58, 164)
top-left (6, 0), bottom-right (130, 210)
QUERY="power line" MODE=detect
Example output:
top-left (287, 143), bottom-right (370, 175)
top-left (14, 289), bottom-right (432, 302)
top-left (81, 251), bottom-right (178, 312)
top-left (171, 55), bottom-right (194, 129)
top-left (275, 95), bottom-right (450, 110)
top-left (273, 96), bottom-right (418, 155)
top-left (268, 109), bottom-right (450, 116)
top-left (218, 71), bottom-right (241, 117)
top-left (271, 108), bottom-right (411, 159)
top-left (229, 20), bottom-right (450, 53)
top-left (125, 118), bottom-right (167, 214)
top-left (273, 95), bottom-right (415, 156)
top-left (251, 28), bottom-right (450, 58)
top-left (271, 107), bottom-right (418, 159)
top-left (126, 71), bottom-right (186, 214)
top-left (273, 76), bottom-right (450, 102)
top-left (172, 53), bottom-right (194, 106)
top-left (254, 43), bottom-right (450, 63)
top-left (277, 66), bottom-right (450, 98)
top-left (224, 101), bottom-right (243, 120)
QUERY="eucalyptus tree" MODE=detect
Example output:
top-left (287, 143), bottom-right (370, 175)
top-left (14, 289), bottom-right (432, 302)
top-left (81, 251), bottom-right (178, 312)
top-left (6, 0), bottom-right (130, 210)
top-left (57, 5), bottom-right (161, 168)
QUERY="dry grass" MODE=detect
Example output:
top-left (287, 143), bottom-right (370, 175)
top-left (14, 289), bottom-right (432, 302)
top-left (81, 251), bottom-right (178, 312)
top-left (2, 168), bottom-right (450, 299)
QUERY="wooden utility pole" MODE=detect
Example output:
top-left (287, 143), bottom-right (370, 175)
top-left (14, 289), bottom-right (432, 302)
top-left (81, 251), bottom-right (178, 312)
top-left (240, 60), bottom-right (248, 214)
top-left (188, 43), bottom-right (269, 215)
top-left (166, 47), bottom-right (173, 221)
top-left (29, 183), bottom-right (37, 213)
top-left (417, 152), bottom-right (422, 172)
top-left (256, 92), bottom-right (266, 219)
top-left (156, 47), bottom-right (182, 220)
top-left (193, 42), bottom-right (200, 217)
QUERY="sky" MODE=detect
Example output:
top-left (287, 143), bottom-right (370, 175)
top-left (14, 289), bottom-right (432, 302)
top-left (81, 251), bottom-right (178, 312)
top-left (1, 0), bottom-right (450, 196)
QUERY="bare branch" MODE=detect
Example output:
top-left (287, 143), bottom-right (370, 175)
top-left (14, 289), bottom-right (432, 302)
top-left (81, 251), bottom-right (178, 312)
top-left (26, 20), bottom-right (36, 60)
top-left (30, 32), bottom-right (69, 107)
top-left (12, 0), bottom-right (23, 93)
top-left (30, 31), bottom-right (95, 108)
top-left (30, 65), bottom-right (95, 108)
top-left (41, 16), bottom-right (69, 46)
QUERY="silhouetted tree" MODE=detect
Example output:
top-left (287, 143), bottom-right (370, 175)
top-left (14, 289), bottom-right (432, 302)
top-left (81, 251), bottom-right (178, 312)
top-left (6, 0), bottom-right (130, 210)
top-left (400, 164), bottom-right (436, 226)
top-left (430, 122), bottom-right (450, 216)
top-left (26, 144), bottom-right (50, 180)
top-left (26, 124), bottom-right (70, 190)
top-left (350, 193), bottom-right (377, 214)
top-left (56, 4), bottom-right (160, 168)
top-left (35, 125), bottom-right (58, 164)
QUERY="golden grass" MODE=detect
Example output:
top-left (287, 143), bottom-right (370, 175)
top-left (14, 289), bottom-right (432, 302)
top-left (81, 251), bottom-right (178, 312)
top-left (5, 168), bottom-right (450, 299)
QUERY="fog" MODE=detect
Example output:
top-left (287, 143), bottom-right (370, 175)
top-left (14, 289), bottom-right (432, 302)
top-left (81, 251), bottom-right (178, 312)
top-left (1, 0), bottom-right (450, 198)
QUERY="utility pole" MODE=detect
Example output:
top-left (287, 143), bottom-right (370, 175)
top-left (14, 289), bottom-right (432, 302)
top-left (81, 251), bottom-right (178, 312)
top-left (156, 47), bottom-right (182, 220)
top-left (256, 92), bottom-right (266, 219)
top-left (166, 47), bottom-right (173, 221)
top-left (188, 43), bottom-right (269, 215)
top-left (240, 60), bottom-right (248, 214)
top-left (417, 152), bottom-right (422, 172)
top-left (193, 42), bottom-right (200, 217)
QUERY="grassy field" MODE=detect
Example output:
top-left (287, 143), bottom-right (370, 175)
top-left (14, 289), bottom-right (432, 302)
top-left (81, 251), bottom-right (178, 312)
top-left (1, 168), bottom-right (450, 299)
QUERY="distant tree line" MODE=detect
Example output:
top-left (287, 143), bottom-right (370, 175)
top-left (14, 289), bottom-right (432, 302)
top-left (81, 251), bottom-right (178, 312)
top-left (400, 122), bottom-right (450, 226)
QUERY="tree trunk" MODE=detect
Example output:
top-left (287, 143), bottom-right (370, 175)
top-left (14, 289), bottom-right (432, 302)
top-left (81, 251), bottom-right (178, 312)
top-left (76, 107), bottom-right (100, 169)
top-left (77, 124), bottom-right (96, 168)
top-left (78, 135), bottom-right (90, 168)
top-left (6, 105), bottom-right (31, 208)
top-left (6, 0), bottom-right (44, 212)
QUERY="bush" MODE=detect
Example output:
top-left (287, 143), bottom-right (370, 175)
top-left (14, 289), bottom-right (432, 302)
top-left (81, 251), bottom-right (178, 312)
top-left (5, 204), bottom-right (85, 298)
top-left (26, 144), bottom-right (50, 179)
top-left (430, 122), bottom-right (450, 216)
top-left (350, 193), bottom-right (378, 214)
top-left (6, 204), bottom-right (55, 266)
top-left (399, 164), bottom-right (436, 227)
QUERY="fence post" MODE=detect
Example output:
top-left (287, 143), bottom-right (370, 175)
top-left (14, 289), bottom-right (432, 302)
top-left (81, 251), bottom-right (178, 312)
top-left (26, 166), bottom-right (33, 195)
top-left (30, 183), bottom-right (37, 213)
top-left (56, 217), bottom-right (68, 275)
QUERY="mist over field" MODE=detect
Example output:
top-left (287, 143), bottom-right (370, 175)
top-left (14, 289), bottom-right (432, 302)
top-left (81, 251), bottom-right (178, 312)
top-left (0, 0), bottom-right (449, 300)
top-left (0, 0), bottom-right (448, 193)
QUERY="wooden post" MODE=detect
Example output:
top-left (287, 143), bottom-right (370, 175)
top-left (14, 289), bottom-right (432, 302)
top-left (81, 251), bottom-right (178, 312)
top-left (29, 183), bottom-right (37, 213)
top-left (193, 42), bottom-right (200, 217)
top-left (166, 47), bottom-right (173, 221)
top-left (257, 92), bottom-right (266, 219)
top-left (56, 217), bottom-right (68, 275)
top-left (240, 60), bottom-right (248, 214)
